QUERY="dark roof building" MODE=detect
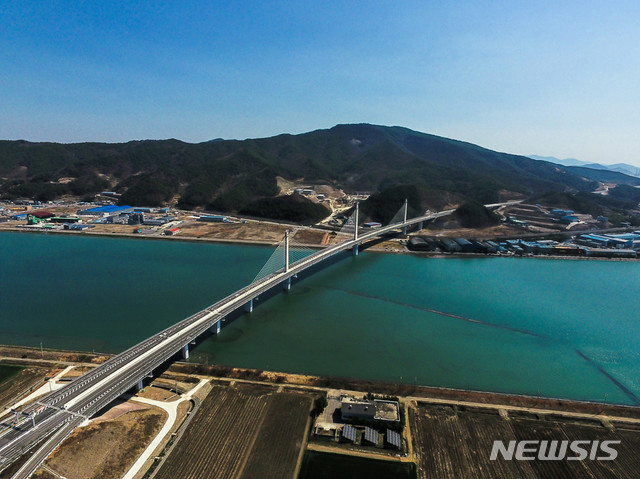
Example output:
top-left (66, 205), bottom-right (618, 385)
top-left (454, 238), bottom-right (475, 253)
top-left (341, 400), bottom-right (376, 421)
top-left (30, 210), bottom-right (55, 219)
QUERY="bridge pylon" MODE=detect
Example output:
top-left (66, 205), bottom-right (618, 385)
top-left (402, 198), bottom-right (408, 236)
top-left (284, 230), bottom-right (290, 272)
top-left (353, 202), bottom-right (360, 256)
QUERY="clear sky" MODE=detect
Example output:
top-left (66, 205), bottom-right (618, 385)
top-left (2, 1), bottom-right (640, 165)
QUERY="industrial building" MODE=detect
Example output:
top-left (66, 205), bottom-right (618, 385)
top-left (143, 215), bottom-right (174, 226)
top-left (454, 238), bottom-right (475, 253)
top-left (199, 215), bottom-right (228, 222)
top-left (340, 397), bottom-right (400, 423)
top-left (49, 217), bottom-right (82, 224)
top-left (438, 238), bottom-right (461, 252)
top-left (341, 400), bottom-right (376, 421)
top-left (408, 236), bottom-right (436, 251)
top-left (77, 205), bottom-right (133, 216)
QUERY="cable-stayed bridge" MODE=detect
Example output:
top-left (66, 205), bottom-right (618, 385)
top-left (0, 200), bottom-right (454, 478)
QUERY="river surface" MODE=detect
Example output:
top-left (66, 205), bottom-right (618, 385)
top-left (1, 232), bottom-right (639, 405)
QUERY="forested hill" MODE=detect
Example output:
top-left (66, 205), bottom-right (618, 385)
top-left (0, 123), bottom-right (620, 210)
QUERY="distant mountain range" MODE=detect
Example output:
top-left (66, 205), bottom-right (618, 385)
top-left (529, 155), bottom-right (640, 179)
top-left (1, 125), bottom-right (640, 220)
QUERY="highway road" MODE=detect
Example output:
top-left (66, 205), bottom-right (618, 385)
top-left (0, 208), bottom-right (453, 478)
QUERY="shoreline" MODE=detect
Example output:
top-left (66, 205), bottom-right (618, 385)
top-left (2, 344), bottom-right (639, 419)
top-left (1, 226), bottom-right (639, 262)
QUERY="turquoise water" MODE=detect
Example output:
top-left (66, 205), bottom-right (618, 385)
top-left (1, 232), bottom-right (639, 405)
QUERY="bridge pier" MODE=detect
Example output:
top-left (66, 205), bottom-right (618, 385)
top-left (182, 344), bottom-right (189, 359)
top-left (353, 243), bottom-right (359, 256)
top-left (244, 299), bottom-right (254, 313)
top-left (211, 319), bottom-right (222, 334)
top-left (136, 379), bottom-right (144, 391)
top-left (283, 277), bottom-right (292, 291)
top-left (402, 226), bottom-right (407, 236)
top-left (417, 221), bottom-right (423, 231)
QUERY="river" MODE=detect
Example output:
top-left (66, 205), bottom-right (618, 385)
top-left (0, 232), bottom-right (638, 405)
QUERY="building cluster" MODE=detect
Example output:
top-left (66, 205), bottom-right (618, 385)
top-left (0, 201), bottom-right (181, 234)
top-left (313, 395), bottom-right (403, 452)
top-left (78, 205), bottom-right (175, 227)
top-left (501, 204), bottom-right (605, 232)
top-left (409, 232), bottom-right (640, 259)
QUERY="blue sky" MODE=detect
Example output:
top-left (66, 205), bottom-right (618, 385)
top-left (2, 1), bottom-right (640, 165)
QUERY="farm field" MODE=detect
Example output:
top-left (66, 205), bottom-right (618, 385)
top-left (411, 403), bottom-right (640, 479)
top-left (298, 451), bottom-right (416, 479)
top-left (0, 363), bottom-right (49, 411)
top-left (154, 383), bottom-right (313, 479)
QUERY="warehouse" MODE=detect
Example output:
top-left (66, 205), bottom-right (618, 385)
top-left (438, 238), bottom-right (460, 252)
top-left (199, 215), bottom-right (228, 222)
top-left (454, 238), bottom-right (475, 253)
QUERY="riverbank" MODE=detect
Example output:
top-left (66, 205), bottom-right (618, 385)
top-left (5, 350), bottom-right (639, 479)
top-left (2, 345), bottom-right (639, 420)
top-left (2, 225), bottom-right (639, 263)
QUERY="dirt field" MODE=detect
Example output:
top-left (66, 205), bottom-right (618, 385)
top-left (240, 392), bottom-right (313, 478)
top-left (176, 220), bottom-right (288, 243)
top-left (60, 365), bottom-right (95, 379)
top-left (0, 345), bottom-right (110, 365)
top-left (154, 383), bottom-right (313, 479)
top-left (292, 228), bottom-right (329, 246)
top-left (32, 404), bottom-right (166, 479)
top-left (411, 403), bottom-right (640, 479)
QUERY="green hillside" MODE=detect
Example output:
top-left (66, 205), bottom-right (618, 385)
top-left (0, 124), bottom-right (616, 213)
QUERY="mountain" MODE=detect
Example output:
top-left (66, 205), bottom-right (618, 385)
top-left (528, 155), bottom-right (589, 167)
top-left (0, 124), bottom-right (603, 212)
top-left (564, 166), bottom-right (640, 185)
top-left (584, 163), bottom-right (640, 178)
top-left (529, 155), bottom-right (640, 179)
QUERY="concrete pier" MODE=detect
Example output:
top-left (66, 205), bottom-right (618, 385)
top-left (137, 380), bottom-right (144, 391)
top-left (182, 344), bottom-right (189, 359)
top-left (283, 277), bottom-right (291, 290)
top-left (211, 320), bottom-right (221, 334)
top-left (244, 299), bottom-right (254, 313)
top-left (353, 243), bottom-right (359, 256)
